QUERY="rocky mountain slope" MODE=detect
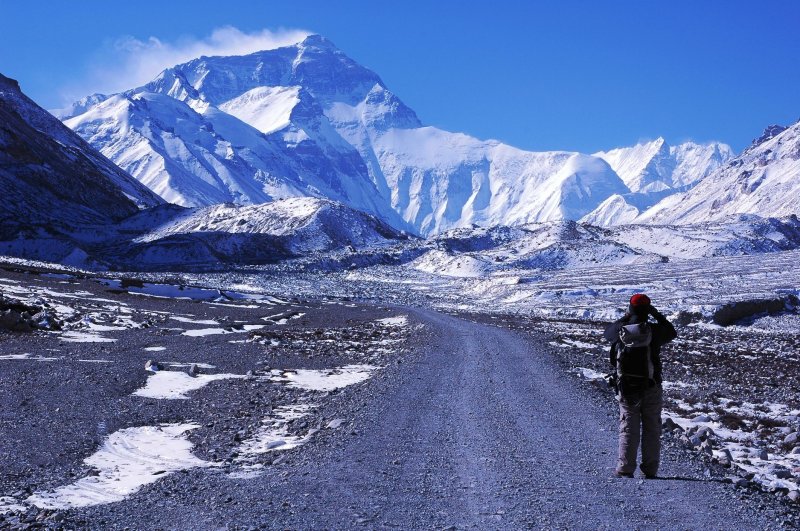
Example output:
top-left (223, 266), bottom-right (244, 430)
top-left (114, 197), bottom-right (409, 269)
top-left (638, 121), bottom-right (800, 224)
top-left (0, 73), bottom-right (162, 232)
top-left (60, 35), bottom-right (735, 235)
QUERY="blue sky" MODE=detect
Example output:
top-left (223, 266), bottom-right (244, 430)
top-left (1, 0), bottom-right (798, 153)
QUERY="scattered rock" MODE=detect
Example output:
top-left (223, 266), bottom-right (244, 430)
top-left (145, 360), bottom-right (161, 372)
top-left (783, 432), bottom-right (799, 447)
top-left (733, 477), bottom-right (750, 488)
top-left (770, 466), bottom-right (792, 480)
top-left (326, 418), bottom-right (345, 429)
top-left (188, 364), bottom-right (200, 377)
top-left (692, 414), bottom-right (712, 423)
top-left (696, 426), bottom-right (715, 440)
top-left (700, 440), bottom-right (714, 455)
top-left (719, 449), bottom-right (733, 467)
top-left (757, 449), bottom-right (769, 460)
top-left (789, 490), bottom-right (800, 503)
top-left (662, 418), bottom-right (681, 431)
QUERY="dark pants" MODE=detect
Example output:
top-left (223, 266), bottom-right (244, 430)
top-left (617, 384), bottom-right (662, 476)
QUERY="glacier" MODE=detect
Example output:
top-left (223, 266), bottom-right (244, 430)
top-left (58, 34), bottom-right (737, 235)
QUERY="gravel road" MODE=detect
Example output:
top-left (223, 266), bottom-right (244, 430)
top-left (59, 306), bottom-right (779, 529)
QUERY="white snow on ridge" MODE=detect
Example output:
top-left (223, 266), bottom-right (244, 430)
top-left (219, 86), bottom-right (301, 135)
top-left (26, 423), bottom-right (212, 510)
top-left (638, 123), bottom-right (800, 225)
top-left (59, 34), bottom-right (745, 236)
top-left (594, 138), bottom-right (733, 193)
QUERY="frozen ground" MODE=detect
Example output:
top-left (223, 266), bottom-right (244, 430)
top-left (0, 266), bottom-right (414, 527)
top-left (1, 251), bottom-right (799, 527)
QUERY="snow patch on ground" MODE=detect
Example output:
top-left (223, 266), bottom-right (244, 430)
top-left (26, 423), bottom-right (212, 510)
top-left (235, 403), bottom-right (314, 462)
top-left (376, 315), bottom-right (408, 327)
top-left (169, 315), bottom-right (220, 325)
top-left (270, 365), bottom-right (378, 392)
top-left (133, 371), bottom-right (244, 400)
top-left (181, 324), bottom-right (264, 337)
top-left (0, 353), bottom-right (61, 361)
top-left (60, 331), bottom-right (117, 343)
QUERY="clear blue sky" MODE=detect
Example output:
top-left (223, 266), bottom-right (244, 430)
top-left (1, 0), bottom-right (798, 153)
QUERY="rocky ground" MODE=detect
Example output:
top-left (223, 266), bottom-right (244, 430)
top-left (512, 314), bottom-right (800, 509)
top-left (0, 265), bottom-right (798, 528)
top-left (0, 266), bottom-right (413, 528)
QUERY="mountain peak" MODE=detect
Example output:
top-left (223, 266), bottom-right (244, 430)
top-left (751, 124), bottom-right (788, 148)
top-left (299, 34), bottom-right (337, 49)
top-left (0, 73), bottom-right (20, 92)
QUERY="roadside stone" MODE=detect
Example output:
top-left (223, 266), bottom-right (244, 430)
top-left (662, 418), bottom-right (680, 431)
top-left (188, 364), bottom-right (200, 377)
top-left (326, 418), bottom-right (345, 429)
top-left (757, 449), bottom-right (769, 460)
top-left (697, 426), bottom-right (715, 440)
top-left (145, 360), bottom-right (161, 372)
top-left (789, 490), bottom-right (800, 503)
top-left (719, 449), bottom-right (733, 467)
top-left (732, 477), bottom-right (750, 488)
top-left (770, 466), bottom-right (792, 480)
top-left (700, 440), bottom-right (714, 455)
top-left (783, 432), bottom-right (799, 447)
top-left (692, 414), bottom-right (712, 423)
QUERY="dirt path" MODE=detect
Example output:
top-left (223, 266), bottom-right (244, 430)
top-left (64, 307), bottom-right (775, 529)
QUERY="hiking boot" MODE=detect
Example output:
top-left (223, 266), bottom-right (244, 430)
top-left (615, 471), bottom-right (634, 478)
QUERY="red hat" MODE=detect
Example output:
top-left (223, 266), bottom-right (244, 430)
top-left (630, 294), bottom-right (651, 306)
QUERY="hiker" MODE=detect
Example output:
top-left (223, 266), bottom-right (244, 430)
top-left (604, 294), bottom-right (676, 478)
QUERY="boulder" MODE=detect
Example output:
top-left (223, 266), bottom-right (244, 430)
top-left (718, 448), bottom-right (733, 467)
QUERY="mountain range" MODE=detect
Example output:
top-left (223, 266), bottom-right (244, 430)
top-left (0, 34), bottom-right (798, 271)
top-left (57, 35), bottom-right (758, 236)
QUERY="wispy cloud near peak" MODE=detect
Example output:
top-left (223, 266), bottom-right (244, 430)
top-left (61, 26), bottom-right (311, 104)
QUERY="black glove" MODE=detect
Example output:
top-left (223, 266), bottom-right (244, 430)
top-left (648, 305), bottom-right (665, 320)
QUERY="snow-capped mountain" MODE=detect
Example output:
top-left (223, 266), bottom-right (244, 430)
top-left (0, 73), bottom-right (162, 235)
top-left (638, 121), bottom-right (800, 224)
top-left (410, 214), bottom-right (800, 277)
top-left (60, 34), bottom-right (800, 237)
top-left (60, 35), bottom-right (738, 235)
top-left (62, 35), bottom-right (410, 231)
top-left (580, 138), bottom-right (735, 225)
top-left (114, 197), bottom-right (408, 269)
top-left (594, 137), bottom-right (733, 193)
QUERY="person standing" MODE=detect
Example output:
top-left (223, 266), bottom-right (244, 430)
top-left (605, 294), bottom-right (677, 478)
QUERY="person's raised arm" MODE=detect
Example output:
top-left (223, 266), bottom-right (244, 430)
top-left (649, 305), bottom-right (677, 343)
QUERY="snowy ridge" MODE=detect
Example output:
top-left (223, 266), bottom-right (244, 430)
top-left (0, 72), bottom-right (163, 253)
top-left (410, 215), bottom-right (800, 278)
top-left (113, 197), bottom-right (408, 269)
top-left (594, 138), bottom-right (733, 193)
top-left (60, 35), bottom-right (741, 235)
top-left (638, 121), bottom-right (800, 225)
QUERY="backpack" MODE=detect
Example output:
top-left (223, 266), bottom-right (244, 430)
top-left (614, 322), bottom-right (654, 394)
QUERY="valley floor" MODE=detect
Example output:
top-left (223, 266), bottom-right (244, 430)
top-left (0, 267), bottom-right (797, 528)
